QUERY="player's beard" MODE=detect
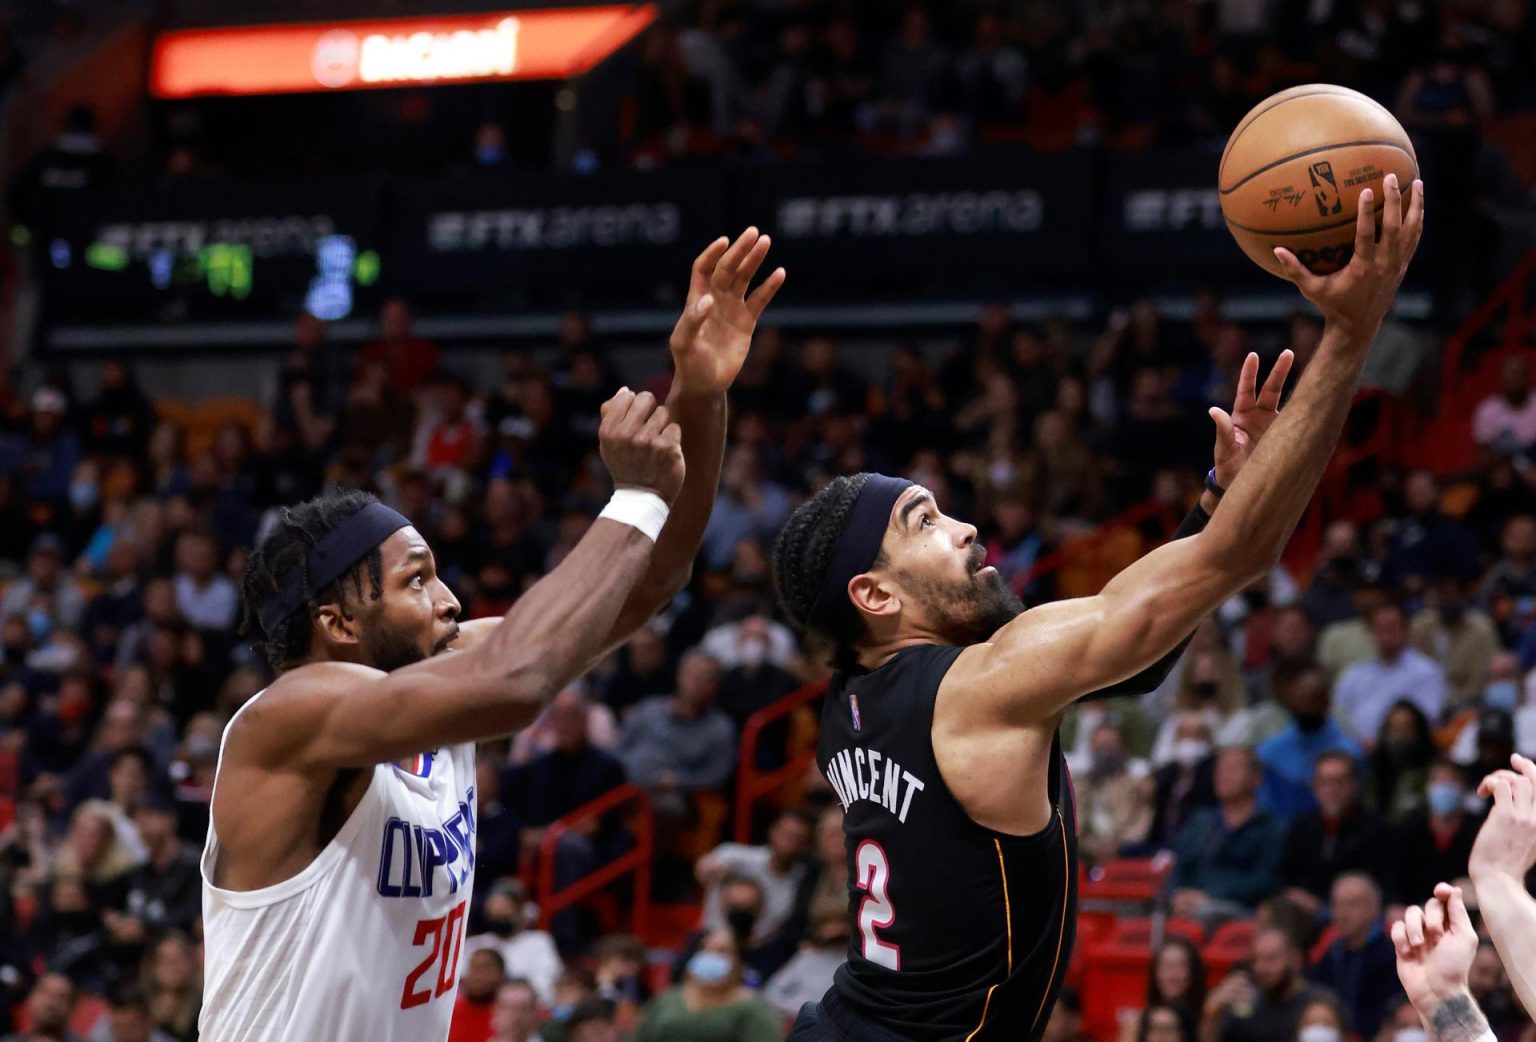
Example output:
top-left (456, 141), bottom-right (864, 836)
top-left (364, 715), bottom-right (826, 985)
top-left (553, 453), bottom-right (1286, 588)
top-left (360, 616), bottom-right (431, 673)
top-left (901, 544), bottom-right (1023, 645)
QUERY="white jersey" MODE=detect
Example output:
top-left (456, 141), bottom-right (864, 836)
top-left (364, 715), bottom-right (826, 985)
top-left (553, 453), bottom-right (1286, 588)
top-left (200, 690), bottom-right (478, 1042)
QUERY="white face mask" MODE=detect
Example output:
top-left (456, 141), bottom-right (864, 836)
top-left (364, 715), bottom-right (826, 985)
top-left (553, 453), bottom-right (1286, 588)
top-left (1172, 739), bottom-right (1211, 768)
top-left (1298, 1026), bottom-right (1341, 1042)
top-left (1395, 1029), bottom-right (1429, 1042)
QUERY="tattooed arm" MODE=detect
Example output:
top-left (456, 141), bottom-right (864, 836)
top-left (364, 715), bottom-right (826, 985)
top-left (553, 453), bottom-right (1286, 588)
top-left (1392, 883), bottom-right (1493, 1042)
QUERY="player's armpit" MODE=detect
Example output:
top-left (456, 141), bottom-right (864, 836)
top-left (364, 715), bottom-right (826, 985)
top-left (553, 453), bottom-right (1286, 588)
top-left (943, 533), bottom-right (1244, 728)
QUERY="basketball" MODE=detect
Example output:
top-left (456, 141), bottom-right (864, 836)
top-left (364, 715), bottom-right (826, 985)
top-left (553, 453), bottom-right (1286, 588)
top-left (1219, 84), bottom-right (1418, 278)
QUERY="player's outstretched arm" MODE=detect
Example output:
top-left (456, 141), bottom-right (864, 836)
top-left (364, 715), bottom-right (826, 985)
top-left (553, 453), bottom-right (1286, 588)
top-left (601, 228), bottom-right (784, 650)
top-left (1468, 754), bottom-right (1536, 1021)
top-left (1392, 883), bottom-right (1491, 1042)
top-left (237, 388), bottom-right (685, 769)
top-left (950, 175), bottom-right (1423, 724)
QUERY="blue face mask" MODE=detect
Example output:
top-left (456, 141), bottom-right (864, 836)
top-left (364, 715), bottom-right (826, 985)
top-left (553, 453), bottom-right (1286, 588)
top-left (548, 1004), bottom-right (573, 1023)
top-left (1484, 681), bottom-right (1520, 711)
top-left (26, 608), bottom-right (51, 641)
top-left (686, 950), bottom-right (734, 985)
top-left (68, 481), bottom-right (98, 511)
top-left (1427, 781), bottom-right (1464, 817)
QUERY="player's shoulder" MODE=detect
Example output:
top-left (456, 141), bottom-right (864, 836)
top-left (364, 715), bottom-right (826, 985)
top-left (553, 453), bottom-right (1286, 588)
top-left (226, 660), bottom-right (386, 747)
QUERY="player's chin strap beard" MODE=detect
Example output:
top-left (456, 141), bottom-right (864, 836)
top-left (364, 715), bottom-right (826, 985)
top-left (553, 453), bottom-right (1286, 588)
top-left (807, 474), bottom-right (914, 642)
top-left (257, 502), bottom-right (413, 639)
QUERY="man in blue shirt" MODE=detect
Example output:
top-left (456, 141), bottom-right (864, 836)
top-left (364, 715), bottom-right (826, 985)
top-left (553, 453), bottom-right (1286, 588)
top-left (1308, 872), bottom-right (1402, 1038)
top-left (1257, 660), bottom-right (1363, 820)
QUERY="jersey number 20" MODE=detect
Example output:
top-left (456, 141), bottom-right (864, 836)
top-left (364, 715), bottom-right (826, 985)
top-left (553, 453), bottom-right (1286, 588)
top-left (855, 840), bottom-right (901, 971)
top-left (401, 899), bottom-right (467, 1009)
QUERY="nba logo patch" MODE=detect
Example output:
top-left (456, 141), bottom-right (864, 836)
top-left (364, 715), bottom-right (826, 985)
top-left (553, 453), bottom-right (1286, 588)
top-left (850, 694), bottom-right (862, 732)
top-left (394, 751), bottom-right (434, 778)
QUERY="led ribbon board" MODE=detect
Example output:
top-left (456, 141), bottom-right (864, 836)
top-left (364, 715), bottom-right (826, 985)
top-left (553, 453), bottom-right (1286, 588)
top-left (151, 5), bottom-right (657, 98)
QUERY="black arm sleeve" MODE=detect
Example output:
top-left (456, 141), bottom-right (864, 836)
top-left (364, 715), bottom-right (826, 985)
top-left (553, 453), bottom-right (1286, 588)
top-left (1077, 503), bottom-right (1211, 704)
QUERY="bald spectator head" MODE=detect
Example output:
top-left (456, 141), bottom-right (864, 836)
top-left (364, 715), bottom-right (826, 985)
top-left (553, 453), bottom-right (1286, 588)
top-left (1330, 872), bottom-right (1382, 949)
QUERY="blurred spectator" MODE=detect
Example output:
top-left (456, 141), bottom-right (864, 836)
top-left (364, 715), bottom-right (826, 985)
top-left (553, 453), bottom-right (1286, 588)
top-left (564, 1000), bottom-right (620, 1042)
top-left (1044, 989), bottom-right (1088, 1042)
top-left (354, 299), bottom-right (441, 397)
top-left (3, 534), bottom-right (86, 632)
top-left (617, 650), bottom-right (736, 806)
top-left (1443, 651), bottom-right (1525, 765)
top-left (1170, 747), bottom-right (1285, 926)
top-left (592, 933), bottom-right (650, 1011)
top-left (140, 932), bottom-right (198, 1042)
top-left (1150, 648), bottom-right (1258, 765)
top-left (170, 532), bottom-right (236, 633)
top-left (89, 985), bottom-right (176, 1042)
top-left (1138, 1005), bottom-right (1191, 1042)
top-left (104, 794), bottom-right (199, 953)
top-left (1147, 713), bottom-right (1217, 851)
top-left (449, 947), bottom-right (506, 1042)
top-left (1473, 356), bottom-right (1536, 456)
top-left (1306, 873), bottom-right (1401, 1038)
top-left (1380, 471), bottom-right (1481, 592)
top-left (2, 971), bottom-right (85, 1042)
top-left (1410, 577), bottom-right (1500, 708)
top-left (1257, 662), bottom-right (1362, 820)
top-left (490, 978), bottom-right (543, 1042)
top-left (1203, 928), bottom-right (1335, 1042)
top-left (1278, 752), bottom-right (1393, 917)
top-left (598, 628), bottom-right (672, 719)
top-left (463, 879), bottom-right (563, 1006)
top-left (1476, 515), bottom-right (1536, 631)
top-left (411, 373), bottom-right (486, 483)
top-left (508, 686), bottom-right (618, 766)
top-left (1466, 942), bottom-right (1525, 1042)
top-left (696, 807), bottom-right (811, 944)
top-left (1078, 719), bottom-right (1153, 863)
top-left (1390, 759), bottom-right (1480, 906)
top-left (762, 906), bottom-right (848, 1020)
top-left (1136, 937), bottom-right (1206, 1042)
top-left (1364, 701), bottom-right (1436, 822)
top-left (1293, 994), bottom-right (1348, 1042)
top-left (632, 926), bottom-right (782, 1042)
top-left (1303, 522), bottom-right (1372, 630)
top-left (700, 448), bottom-right (792, 572)
top-left (1331, 604), bottom-right (1447, 746)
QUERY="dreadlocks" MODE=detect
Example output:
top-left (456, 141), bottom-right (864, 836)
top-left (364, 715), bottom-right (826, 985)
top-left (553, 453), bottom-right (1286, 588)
top-left (771, 473), bottom-right (887, 670)
top-left (240, 489), bottom-right (386, 673)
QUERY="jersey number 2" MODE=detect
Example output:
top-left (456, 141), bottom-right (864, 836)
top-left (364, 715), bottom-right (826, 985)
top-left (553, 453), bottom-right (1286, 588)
top-left (855, 840), bottom-right (900, 971)
top-left (401, 899), bottom-right (467, 1009)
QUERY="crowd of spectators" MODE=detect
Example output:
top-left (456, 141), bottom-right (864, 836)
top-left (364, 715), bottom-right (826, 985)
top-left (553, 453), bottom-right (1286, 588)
top-left (0, 200), bottom-right (1533, 1042)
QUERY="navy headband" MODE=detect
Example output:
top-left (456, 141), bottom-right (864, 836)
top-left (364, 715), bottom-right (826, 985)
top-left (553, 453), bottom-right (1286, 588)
top-left (257, 502), bottom-right (413, 637)
top-left (807, 474), bottom-right (915, 636)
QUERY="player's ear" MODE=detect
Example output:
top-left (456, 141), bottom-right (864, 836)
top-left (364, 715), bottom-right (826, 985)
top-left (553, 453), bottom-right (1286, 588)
top-left (313, 600), bottom-right (361, 646)
top-left (848, 573), bottom-right (900, 620)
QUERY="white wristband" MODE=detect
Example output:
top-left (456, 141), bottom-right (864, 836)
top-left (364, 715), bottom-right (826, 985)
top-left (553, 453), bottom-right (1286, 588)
top-left (598, 488), bottom-right (670, 543)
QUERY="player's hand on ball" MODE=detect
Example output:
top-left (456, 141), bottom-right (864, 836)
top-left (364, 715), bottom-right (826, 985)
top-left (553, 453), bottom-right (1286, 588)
top-left (1209, 348), bottom-right (1294, 488)
top-left (1469, 753), bottom-right (1536, 883)
top-left (1391, 883), bottom-right (1476, 1013)
top-left (667, 228), bottom-right (786, 395)
top-left (1272, 173), bottom-right (1424, 340)
top-left (599, 388), bottom-right (686, 504)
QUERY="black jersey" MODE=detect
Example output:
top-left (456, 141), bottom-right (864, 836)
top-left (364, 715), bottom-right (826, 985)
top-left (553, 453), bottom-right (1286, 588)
top-left (815, 643), bottom-right (1078, 1042)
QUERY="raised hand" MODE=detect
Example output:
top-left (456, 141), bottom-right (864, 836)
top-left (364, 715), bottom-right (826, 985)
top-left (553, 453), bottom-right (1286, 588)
top-left (667, 228), bottom-right (786, 395)
top-left (1392, 883), bottom-right (1481, 1031)
top-left (1470, 753), bottom-right (1536, 884)
top-left (599, 388), bottom-right (685, 504)
top-left (1273, 174), bottom-right (1425, 341)
top-left (1209, 349), bottom-right (1295, 489)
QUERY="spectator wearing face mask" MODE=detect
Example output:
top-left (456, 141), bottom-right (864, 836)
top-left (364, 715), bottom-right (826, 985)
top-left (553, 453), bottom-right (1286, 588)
top-left (1372, 998), bottom-right (1427, 1042)
top-left (1149, 649), bottom-right (1264, 768)
top-left (1147, 714), bottom-right (1218, 851)
top-left (1390, 760), bottom-right (1481, 907)
top-left (592, 933), bottom-right (650, 1015)
top-left (1257, 661), bottom-right (1363, 821)
top-left (762, 907), bottom-right (850, 1019)
top-left (462, 879), bottom-right (564, 1005)
top-left (1292, 994), bottom-right (1348, 1042)
top-left (1443, 652), bottom-right (1524, 767)
top-left (632, 927), bottom-right (782, 1042)
top-left (696, 808), bottom-right (812, 946)
top-left (675, 872), bottom-right (785, 984)
top-left (1278, 753), bottom-right (1393, 917)
top-left (1365, 702), bottom-right (1436, 822)
top-left (1079, 720), bottom-right (1154, 863)
top-left (1306, 873), bottom-right (1402, 1039)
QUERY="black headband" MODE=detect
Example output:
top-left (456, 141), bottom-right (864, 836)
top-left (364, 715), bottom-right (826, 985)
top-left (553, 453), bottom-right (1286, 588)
top-left (807, 474), bottom-right (914, 636)
top-left (256, 502), bottom-right (413, 637)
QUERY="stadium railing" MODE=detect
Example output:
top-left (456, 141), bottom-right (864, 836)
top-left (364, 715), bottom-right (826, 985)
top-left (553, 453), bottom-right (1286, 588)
top-left (534, 782), bottom-right (653, 941)
top-left (734, 679), bottom-right (829, 844)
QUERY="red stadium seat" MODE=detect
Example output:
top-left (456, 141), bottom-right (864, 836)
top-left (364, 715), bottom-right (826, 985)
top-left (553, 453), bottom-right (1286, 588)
top-left (1309, 925), bottom-right (1340, 965)
top-left (638, 902), bottom-right (701, 952)
top-left (1080, 917), bottom-right (1205, 1042)
top-left (1203, 919), bottom-right (1255, 982)
top-left (1080, 857), bottom-right (1174, 904)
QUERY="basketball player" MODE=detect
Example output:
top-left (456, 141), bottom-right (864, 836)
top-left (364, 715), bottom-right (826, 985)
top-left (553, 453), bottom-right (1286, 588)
top-left (774, 175), bottom-right (1424, 1042)
top-left (199, 229), bottom-right (784, 1041)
